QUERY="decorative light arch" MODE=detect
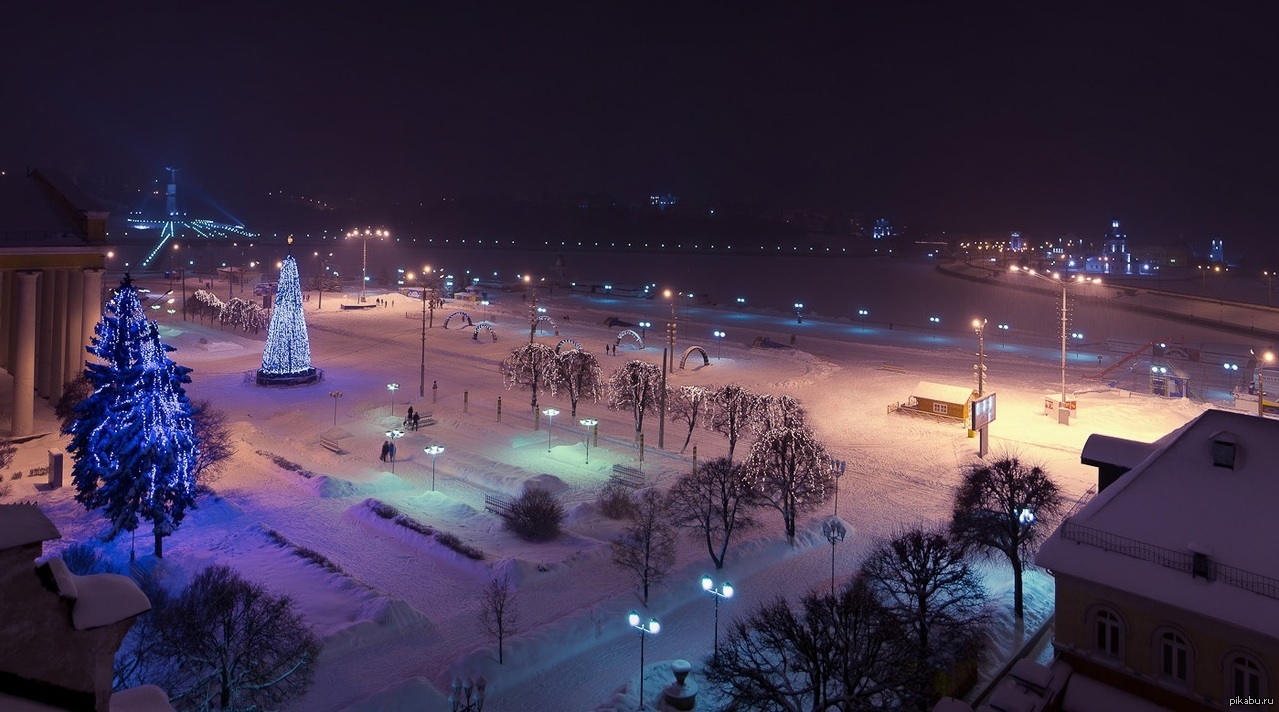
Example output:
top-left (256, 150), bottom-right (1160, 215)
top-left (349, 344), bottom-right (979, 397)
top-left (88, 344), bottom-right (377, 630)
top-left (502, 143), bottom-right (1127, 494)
top-left (444, 311), bottom-right (474, 329)
top-left (616, 329), bottom-right (643, 350)
top-left (472, 321), bottom-right (498, 342)
top-left (679, 346), bottom-right (710, 369)
top-left (555, 338), bottom-right (584, 354)
top-left (534, 315), bottom-right (558, 335)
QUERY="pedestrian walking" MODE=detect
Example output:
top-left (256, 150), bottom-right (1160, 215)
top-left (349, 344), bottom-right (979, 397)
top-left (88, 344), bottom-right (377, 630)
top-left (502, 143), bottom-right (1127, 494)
top-left (413, 412), bottom-right (421, 430)
top-left (406, 406), bottom-right (415, 427)
top-left (380, 440), bottom-right (390, 462)
top-left (388, 442), bottom-right (397, 461)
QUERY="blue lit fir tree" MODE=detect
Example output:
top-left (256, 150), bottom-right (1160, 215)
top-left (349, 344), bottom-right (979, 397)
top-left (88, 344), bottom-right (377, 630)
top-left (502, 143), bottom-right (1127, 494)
top-left (65, 275), bottom-right (200, 559)
top-left (257, 250), bottom-right (318, 384)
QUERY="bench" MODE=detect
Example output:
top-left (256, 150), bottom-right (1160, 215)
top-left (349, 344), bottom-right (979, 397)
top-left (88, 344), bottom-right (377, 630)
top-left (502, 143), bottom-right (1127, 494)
top-left (610, 464), bottom-right (646, 489)
top-left (340, 303), bottom-right (379, 310)
top-left (484, 494), bottom-right (514, 518)
top-left (318, 435), bottom-right (345, 454)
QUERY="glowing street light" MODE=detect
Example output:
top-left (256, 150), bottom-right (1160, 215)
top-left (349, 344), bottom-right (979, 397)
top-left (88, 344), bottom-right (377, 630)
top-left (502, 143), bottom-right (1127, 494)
top-left (345, 227), bottom-right (389, 303)
top-left (700, 576), bottom-right (734, 662)
top-left (579, 417), bottom-right (598, 463)
top-left (543, 408), bottom-right (560, 452)
top-left (424, 444), bottom-right (445, 491)
top-left (1010, 266), bottom-right (1102, 421)
top-left (713, 330), bottom-right (726, 360)
top-left (638, 321), bottom-right (651, 341)
top-left (387, 383), bottom-right (400, 416)
top-left (384, 429), bottom-right (404, 473)
top-left (1255, 349), bottom-right (1276, 418)
top-left (626, 612), bottom-right (661, 710)
top-left (793, 302), bottom-right (804, 324)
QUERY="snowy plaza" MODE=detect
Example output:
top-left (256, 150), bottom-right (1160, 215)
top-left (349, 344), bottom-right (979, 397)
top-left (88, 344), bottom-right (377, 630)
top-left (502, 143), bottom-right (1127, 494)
top-left (1, 252), bottom-right (1266, 711)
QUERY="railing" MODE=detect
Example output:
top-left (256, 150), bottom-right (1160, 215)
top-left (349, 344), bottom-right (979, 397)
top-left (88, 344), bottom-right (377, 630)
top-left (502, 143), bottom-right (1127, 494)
top-left (1060, 519), bottom-right (1279, 600)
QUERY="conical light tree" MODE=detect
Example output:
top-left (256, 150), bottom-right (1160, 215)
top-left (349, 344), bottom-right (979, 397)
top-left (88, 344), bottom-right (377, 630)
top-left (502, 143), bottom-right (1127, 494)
top-left (66, 275), bottom-right (200, 558)
top-left (258, 252), bottom-right (318, 384)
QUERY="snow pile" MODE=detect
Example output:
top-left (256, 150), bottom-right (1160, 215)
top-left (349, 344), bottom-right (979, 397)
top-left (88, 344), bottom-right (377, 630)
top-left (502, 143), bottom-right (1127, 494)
top-left (310, 472), bottom-right (413, 498)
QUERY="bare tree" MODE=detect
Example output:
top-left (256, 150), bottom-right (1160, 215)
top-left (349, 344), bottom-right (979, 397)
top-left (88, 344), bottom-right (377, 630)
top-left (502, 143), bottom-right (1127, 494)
top-left (0, 437), bottom-right (14, 497)
top-left (744, 426), bottom-right (832, 544)
top-left (950, 452), bottom-right (1064, 619)
top-left (606, 360), bottom-right (664, 439)
top-left (55, 373), bottom-right (94, 433)
top-left (667, 457), bottom-right (757, 569)
top-left (706, 384), bottom-right (762, 461)
top-left (500, 343), bottom-right (560, 415)
top-left (704, 579), bottom-right (909, 712)
top-left (478, 571), bottom-right (520, 665)
top-left (556, 349), bottom-right (604, 418)
top-left (159, 565), bottom-right (319, 711)
top-left (860, 527), bottom-right (990, 710)
top-left (610, 489), bottom-right (677, 606)
top-left (190, 400), bottom-right (233, 490)
top-left (669, 385), bottom-right (709, 454)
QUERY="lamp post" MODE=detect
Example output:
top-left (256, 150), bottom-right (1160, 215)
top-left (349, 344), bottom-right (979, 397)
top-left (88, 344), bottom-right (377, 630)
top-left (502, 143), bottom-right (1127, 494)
top-left (409, 268), bottom-right (432, 398)
top-left (328, 391), bottom-right (343, 426)
top-left (830, 458), bottom-right (846, 517)
top-left (627, 612), bottom-right (660, 710)
top-left (345, 227), bottom-right (388, 303)
top-left (1253, 349), bottom-right (1276, 418)
top-left (700, 576), bottom-right (733, 663)
top-left (1011, 267), bottom-right (1100, 419)
top-left (580, 417), bottom-right (598, 463)
top-left (387, 383), bottom-right (399, 417)
top-left (384, 429), bottom-right (403, 474)
top-left (821, 517), bottom-right (847, 595)
top-left (425, 444), bottom-right (444, 491)
top-left (713, 330), bottom-right (726, 360)
top-left (793, 302), bottom-right (804, 324)
top-left (664, 290), bottom-right (677, 374)
top-left (449, 676), bottom-right (486, 712)
top-left (1266, 270), bottom-right (1275, 306)
top-left (543, 408), bottom-right (559, 452)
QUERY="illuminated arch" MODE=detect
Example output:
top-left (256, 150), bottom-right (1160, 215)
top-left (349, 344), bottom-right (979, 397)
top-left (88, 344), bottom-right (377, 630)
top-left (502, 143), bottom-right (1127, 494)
top-left (555, 338), bottom-right (583, 354)
top-left (679, 346), bottom-right (710, 369)
top-left (616, 329), bottom-right (643, 350)
top-left (444, 311), bottom-right (473, 329)
top-left (534, 315), bottom-right (558, 335)
top-left (472, 321), bottom-right (498, 342)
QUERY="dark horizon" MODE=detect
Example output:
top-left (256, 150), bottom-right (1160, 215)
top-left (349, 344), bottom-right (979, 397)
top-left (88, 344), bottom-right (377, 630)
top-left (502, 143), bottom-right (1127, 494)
top-left (4, 3), bottom-right (1277, 256)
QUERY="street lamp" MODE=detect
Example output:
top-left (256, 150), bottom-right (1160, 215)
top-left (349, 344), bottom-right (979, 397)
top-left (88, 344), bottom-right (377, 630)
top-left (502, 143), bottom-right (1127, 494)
top-left (700, 576), bottom-right (733, 662)
top-left (830, 458), bottom-right (846, 516)
top-left (450, 676), bottom-right (486, 712)
top-left (821, 517), bottom-right (847, 595)
top-left (638, 321), bottom-right (651, 342)
top-left (345, 227), bottom-right (389, 303)
top-left (1266, 270), bottom-right (1275, 305)
top-left (408, 268), bottom-right (433, 398)
top-left (328, 391), bottom-right (343, 426)
top-left (384, 429), bottom-right (403, 474)
top-left (627, 612), bottom-right (660, 710)
top-left (1010, 266), bottom-right (1101, 420)
top-left (543, 408), bottom-right (560, 452)
top-left (425, 444), bottom-right (445, 491)
top-left (1253, 349), bottom-right (1276, 418)
top-left (713, 330), bottom-right (726, 360)
top-left (579, 417), bottom-right (598, 463)
top-left (387, 383), bottom-right (399, 416)
top-left (664, 290), bottom-right (678, 373)
top-left (793, 302), bottom-right (804, 324)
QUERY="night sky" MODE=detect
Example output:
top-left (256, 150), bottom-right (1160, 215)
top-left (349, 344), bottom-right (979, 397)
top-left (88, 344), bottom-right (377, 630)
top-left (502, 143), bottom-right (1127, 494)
top-left (4, 3), bottom-right (1277, 251)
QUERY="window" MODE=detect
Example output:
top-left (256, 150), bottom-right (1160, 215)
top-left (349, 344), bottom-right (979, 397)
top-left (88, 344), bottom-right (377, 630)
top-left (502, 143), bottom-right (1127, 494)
top-left (1230, 656), bottom-right (1264, 699)
top-left (932, 402), bottom-right (948, 415)
top-left (1159, 631), bottom-right (1191, 682)
top-left (1094, 609), bottom-right (1122, 657)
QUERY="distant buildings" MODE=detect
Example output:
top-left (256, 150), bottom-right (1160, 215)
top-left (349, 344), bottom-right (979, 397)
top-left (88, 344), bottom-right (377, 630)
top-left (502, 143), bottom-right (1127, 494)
top-left (1037, 409), bottom-right (1279, 710)
top-left (872, 218), bottom-right (894, 239)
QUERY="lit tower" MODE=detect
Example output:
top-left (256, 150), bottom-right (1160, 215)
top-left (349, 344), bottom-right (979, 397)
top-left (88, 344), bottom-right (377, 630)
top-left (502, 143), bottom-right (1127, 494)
top-left (257, 238), bottom-right (319, 385)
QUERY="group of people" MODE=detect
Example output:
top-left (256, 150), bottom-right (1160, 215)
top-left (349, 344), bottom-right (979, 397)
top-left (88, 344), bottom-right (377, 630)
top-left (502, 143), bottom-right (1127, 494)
top-left (375, 297), bottom-right (394, 307)
top-left (379, 439), bottom-right (397, 462)
top-left (404, 406), bottom-right (423, 431)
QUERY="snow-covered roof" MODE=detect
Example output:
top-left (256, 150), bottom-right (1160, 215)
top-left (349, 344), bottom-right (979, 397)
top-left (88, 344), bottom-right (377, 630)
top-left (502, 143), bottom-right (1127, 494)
top-left (64, 570), bottom-right (152, 630)
top-left (911, 381), bottom-right (975, 405)
top-left (0, 503), bottom-right (61, 550)
top-left (1040, 409), bottom-right (1279, 638)
top-left (1060, 673), bottom-right (1171, 712)
top-left (1079, 433), bottom-right (1158, 471)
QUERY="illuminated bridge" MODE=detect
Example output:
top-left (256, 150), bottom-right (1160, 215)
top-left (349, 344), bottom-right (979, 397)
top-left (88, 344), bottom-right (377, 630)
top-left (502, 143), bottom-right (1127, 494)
top-left (127, 167), bottom-right (256, 268)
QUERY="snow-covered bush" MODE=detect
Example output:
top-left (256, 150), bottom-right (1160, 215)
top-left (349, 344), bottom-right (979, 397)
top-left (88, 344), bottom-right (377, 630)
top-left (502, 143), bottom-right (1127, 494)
top-left (506, 488), bottom-right (565, 541)
top-left (59, 542), bottom-right (121, 575)
top-left (596, 480), bottom-right (636, 519)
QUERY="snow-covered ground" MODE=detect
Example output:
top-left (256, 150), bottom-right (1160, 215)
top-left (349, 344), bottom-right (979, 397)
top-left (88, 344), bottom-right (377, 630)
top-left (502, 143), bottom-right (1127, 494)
top-left (2, 255), bottom-right (1257, 711)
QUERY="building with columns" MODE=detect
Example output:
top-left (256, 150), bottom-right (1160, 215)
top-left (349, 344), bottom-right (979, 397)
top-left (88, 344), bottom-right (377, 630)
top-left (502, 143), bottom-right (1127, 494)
top-left (0, 169), bottom-right (109, 437)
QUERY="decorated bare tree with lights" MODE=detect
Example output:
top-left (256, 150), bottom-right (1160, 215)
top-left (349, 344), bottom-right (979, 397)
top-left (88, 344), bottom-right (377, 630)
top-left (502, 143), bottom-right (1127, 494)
top-left (950, 452), bottom-right (1064, 619)
top-left (500, 343), bottom-right (560, 415)
top-left (669, 385), bottom-right (709, 454)
top-left (749, 394), bottom-right (806, 435)
top-left (744, 425), bottom-right (832, 545)
top-left (66, 275), bottom-right (200, 558)
top-left (607, 360), bottom-right (664, 439)
top-left (555, 348), bottom-right (604, 418)
top-left (706, 384), bottom-right (763, 461)
top-left (667, 457), bottom-right (758, 569)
